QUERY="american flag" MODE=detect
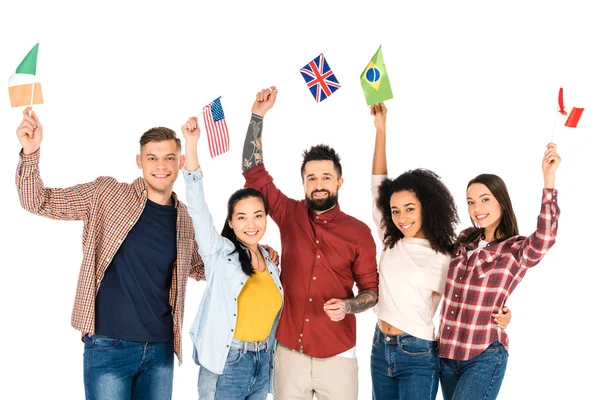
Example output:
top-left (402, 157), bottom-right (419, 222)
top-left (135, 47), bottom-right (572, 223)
top-left (202, 97), bottom-right (230, 158)
top-left (300, 53), bottom-right (341, 103)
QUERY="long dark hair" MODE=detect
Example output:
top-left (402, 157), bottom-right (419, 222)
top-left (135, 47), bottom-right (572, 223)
top-left (220, 188), bottom-right (268, 276)
top-left (376, 169), bottom-right (459, 255)
top-left (459, 174), bottom-right (519, 244)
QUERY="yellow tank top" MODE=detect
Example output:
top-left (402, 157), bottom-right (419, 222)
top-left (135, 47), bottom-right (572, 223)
top-left (233, 269), bottom-right (282, 342)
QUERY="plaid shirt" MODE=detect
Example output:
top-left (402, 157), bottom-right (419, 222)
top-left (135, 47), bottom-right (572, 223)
top-left (438, 189), bottom-right (559, 360)
top-left (16, 149), bottom-right (205, 364)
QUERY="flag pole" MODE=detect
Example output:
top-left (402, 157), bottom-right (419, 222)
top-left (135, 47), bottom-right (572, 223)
top-left (276, 48), bottom-right (329, 88)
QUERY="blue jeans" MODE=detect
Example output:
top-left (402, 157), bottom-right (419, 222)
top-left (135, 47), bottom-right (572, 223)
top-left (439, 341), bottom-right (508, 400)
top-left (370, 325), bottom-right (440, 400)
top-left (83, 334), bottom-right (174, 400)
top-left (197, 338), bottom-right (270, 400)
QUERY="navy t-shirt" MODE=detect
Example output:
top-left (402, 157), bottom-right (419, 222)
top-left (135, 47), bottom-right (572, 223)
top-left (95, 198), bottom-right (177, 342)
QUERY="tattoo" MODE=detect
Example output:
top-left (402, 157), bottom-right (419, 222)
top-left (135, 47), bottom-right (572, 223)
top-left (242, 114), bottom-right (264, 171)
top-left (342, 290), bottom-right (378, 314)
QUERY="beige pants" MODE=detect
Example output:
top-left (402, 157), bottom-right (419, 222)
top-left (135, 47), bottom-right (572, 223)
top-left (274, 345), bottom-right (358, 400)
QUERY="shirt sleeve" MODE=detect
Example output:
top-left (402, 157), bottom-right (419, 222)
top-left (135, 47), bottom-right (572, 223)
top-left (243, 164), bottom-right (297, 226)
top-left (513, 189), bottom-right (560, 270)
top-left (16, 149), bottom-right (97, 221)
top-left (184, 168), bottom-right (229, 281)
top-left (371, 174), bottom-right (387, 243)
top-left (352, 224), bottom-right (379, 294)
top-left (188, 239), bottom-right (206, 281)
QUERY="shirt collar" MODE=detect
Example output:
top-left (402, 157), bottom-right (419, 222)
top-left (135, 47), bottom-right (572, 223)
top-left (135, 177), bottom-right (180, 208)
top-left (308, 203), bottom-right (340, 224)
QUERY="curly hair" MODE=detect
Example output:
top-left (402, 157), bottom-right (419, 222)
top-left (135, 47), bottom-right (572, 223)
top-left (376, 169), bottom-right (459, 255)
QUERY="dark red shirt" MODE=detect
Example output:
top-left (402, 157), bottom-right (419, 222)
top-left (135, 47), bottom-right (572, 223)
top-left (244, 164), bottom-right (378, 358)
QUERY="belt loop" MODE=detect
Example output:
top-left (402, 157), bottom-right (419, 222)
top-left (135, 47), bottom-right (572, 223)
top-left (242, 341), bottom-right (248, 354)
top-left (265, 340), bottom-right (269, 352)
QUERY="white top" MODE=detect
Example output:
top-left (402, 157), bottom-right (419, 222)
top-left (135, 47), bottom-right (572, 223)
top-left (372, 175), bottom-right (451, 341)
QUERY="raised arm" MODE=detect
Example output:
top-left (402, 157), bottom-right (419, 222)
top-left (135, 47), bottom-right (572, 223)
top-left (16, 106), bottom-right (96, 220)
top-left (242, 87), bottom-right (278, 172)
top-left (181, 116), bottom-right (228, 279)
top-left (371, 103), bottom-right (389, 241)
top-left (515, 142), bottom-right (561, 269)
top-left (371, 103), bottom-right (388, 175)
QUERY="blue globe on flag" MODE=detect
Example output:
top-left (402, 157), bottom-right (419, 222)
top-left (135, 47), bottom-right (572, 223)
top-left (366, 67), bottom-right (381, 83)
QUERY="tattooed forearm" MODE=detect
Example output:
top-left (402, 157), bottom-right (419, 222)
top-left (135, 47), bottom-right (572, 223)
top-left (342, 290), bottom-right (378, 314)
top-left (242, 114), bottom-right (264, 171)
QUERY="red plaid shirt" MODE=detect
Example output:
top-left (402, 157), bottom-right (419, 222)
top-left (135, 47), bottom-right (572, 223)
top-left (438, 189), bottom-right (559, 360)
top-left (16, 149), bottom-right (205, 364)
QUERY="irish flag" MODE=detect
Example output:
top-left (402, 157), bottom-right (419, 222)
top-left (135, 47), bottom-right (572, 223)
top-left (8, 43), bottom-right (43, 108)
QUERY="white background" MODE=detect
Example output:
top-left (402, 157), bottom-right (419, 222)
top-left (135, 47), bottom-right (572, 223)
top-left (1, 1), bottom-right (598, 399)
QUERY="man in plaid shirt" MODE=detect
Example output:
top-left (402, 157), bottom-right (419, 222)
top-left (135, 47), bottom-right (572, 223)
top-left (438, 143), bottom-right (561, 399)
top-left (15, 106), bottom-right (205, 399)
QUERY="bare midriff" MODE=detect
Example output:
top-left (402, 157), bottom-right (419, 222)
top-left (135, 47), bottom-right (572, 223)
top-left (377, 319), bottom-right (406, 336)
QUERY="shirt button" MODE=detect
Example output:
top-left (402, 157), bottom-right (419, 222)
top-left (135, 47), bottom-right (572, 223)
top-left (241, 282), bottom-right (244, 285)
top-left (313, 276), bottom-right (316, 280)
top-left (446, 327), bottom-right (450, 330)
top-left (317, 255), bottom-right (321, 259)
top-left (306, 319), bottom-right (309, 322)
top-left (234, 314), bottom-right (236, 317)
top-left (234, 298), bottom-right (237, 301)
top-left (300, 333), bottom-right (303, 337)
top-left (316, 216), bottom-right (319, 220)
top-left (226, 345), bottom-right (229, 348)
top-left (309, 298), bottom-right (312, 302)
top-left (451, 311), bottom-right (455, 314)
top-left (454, 294), bottom-right (458, 298)
top-left (316, 240), bottom-right (319, 244)
top-left (324, 220), bottom-right (327, 224)
top-left (298, 339), bottom-right (302, 342)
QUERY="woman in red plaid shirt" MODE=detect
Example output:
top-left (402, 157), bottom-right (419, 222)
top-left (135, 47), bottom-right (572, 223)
top-left (438, 143), bottom-right (561, 399)
top-left (368, 103), bottom-right (512, 400)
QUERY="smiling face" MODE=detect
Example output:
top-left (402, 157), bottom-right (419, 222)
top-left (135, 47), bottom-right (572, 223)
top-left (302, 160), bottom-right (343, 213)
top-left (467, 182), bottom-right (503, 234)
top-left (136, 139), bottom-right (184, 201)
top-left (228, 196), bottom-right (267, 247)
top-left (390, 190), bottom-right (425, 239)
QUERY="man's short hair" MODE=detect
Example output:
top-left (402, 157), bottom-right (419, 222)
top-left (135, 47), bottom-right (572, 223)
top-left (139, 127), bottom-right (181, 151)
top-left (300, 144), bottom-right (342, 178)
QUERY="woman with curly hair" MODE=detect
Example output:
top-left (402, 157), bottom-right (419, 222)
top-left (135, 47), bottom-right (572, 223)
top-left (368, 103), bottom-right (509, 400)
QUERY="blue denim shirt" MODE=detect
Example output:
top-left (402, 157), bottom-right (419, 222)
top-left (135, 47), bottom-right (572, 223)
top-left (184, 168), bottom-right (283, 392)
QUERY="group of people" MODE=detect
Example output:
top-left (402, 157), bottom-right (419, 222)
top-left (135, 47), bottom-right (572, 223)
top-left (15, 85), bottom-right (560, 400)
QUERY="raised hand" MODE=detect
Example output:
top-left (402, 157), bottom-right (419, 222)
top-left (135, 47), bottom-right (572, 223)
top-left (181, 116), bottom-right (201, 143)
top-left (182, 116), bottom-right (200, 171)
top-left (370, 102), bottom-right (387, 132)
top-left (251, 87), bottom-right (278, 117)
top-left (16, 106), bottom-right (43, 155)
top-left (542, 142), bottom-right (561, 189)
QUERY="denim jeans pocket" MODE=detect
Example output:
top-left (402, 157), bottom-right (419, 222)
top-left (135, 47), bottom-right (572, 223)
top-left (400, 337), bottom-right (433, 356)
top-left (87, 335), bottom-right (122, 351)
top-left (225, 347), bottom-right (243, 366)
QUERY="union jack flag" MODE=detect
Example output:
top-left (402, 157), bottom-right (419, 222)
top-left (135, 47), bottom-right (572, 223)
top-left (202, 97), bottom-right (230, 158)
top-left (300, 53), bottom-right (341, 103)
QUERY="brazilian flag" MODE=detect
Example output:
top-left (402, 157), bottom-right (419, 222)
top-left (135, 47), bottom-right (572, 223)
top-left (360, 45), bottom-right (393, 106)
